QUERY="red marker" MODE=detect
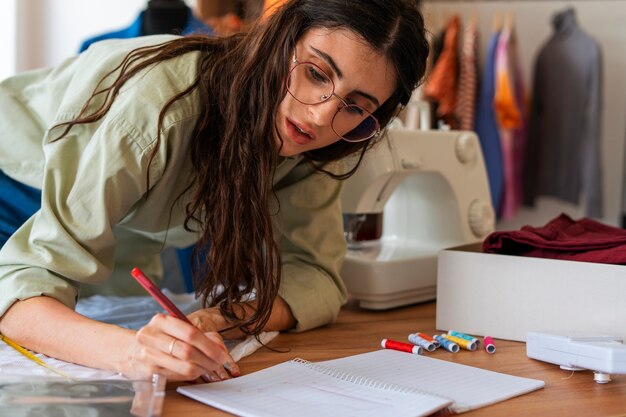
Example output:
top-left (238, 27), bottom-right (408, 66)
top-left (131, 267), bottom-right (193, 324)
top-left (381, 339), bottom-right (422, 355)
top-left (484, 336), bottom-right (496, 354)
top-left (131, 267), bottom-right (230, 381)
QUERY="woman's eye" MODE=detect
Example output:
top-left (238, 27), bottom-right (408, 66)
top-left (308, 66), bottom-right (329, 83)
top-left (346, 105), bottom-right (365, 116)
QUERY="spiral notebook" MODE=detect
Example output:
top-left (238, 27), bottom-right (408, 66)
top-left (178, 349), bottom-right (545, 417)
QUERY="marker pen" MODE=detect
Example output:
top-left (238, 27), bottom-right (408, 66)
top-left (433, 335), bottom-right (460, 353)
top-left (417, 332), bottom-right (441, 348)
top-left (381, 339), bottom-right (423, 355)
top-left (484, 336), bottom-right (496, 354)
top-left (408, 333), bottom-right (437, 352)
top-left (448, 330), bottom-right (481, 347)
top-left (442, 334), bottom-right (477, 351)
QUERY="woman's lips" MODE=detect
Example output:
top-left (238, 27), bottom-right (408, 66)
top-left (286, 118), bottom-right (315, 145)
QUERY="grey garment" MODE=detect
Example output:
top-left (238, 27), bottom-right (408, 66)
top-left (523, 7), bottom-right (603, 218)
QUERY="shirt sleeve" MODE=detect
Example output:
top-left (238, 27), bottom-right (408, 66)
top-left (0, 115), bottom-right (155, 318)
top-left (273, 161), bottom-right (348, 332)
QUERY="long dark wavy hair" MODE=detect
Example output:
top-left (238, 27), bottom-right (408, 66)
top-left (56, 0), bottom-right (429, 334)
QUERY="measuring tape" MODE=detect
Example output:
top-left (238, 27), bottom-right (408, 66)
top-left (1, 334), bottom-right (72, 379)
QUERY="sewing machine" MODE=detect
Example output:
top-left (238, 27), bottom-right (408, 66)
top-left (341, 128), bottom-right (494, 310)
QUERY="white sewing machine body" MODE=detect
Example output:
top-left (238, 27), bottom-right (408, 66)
top-left (340, 128), bottom-right (494, 310)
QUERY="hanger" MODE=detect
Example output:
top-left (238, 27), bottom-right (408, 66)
top-left (504, 11), bottom-right (516, 32)
top-left (143, 0), bottom-right (189, 36)
top-left (470, 10), bottom-right (478, 29)
top-left (492, 11), bottom-right (503, 33)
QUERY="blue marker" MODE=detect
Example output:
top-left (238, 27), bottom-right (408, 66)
top-left (434, 335), bottom-right (459, 353)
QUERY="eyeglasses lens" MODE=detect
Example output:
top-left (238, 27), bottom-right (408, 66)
top-left (287, 63), bottom-right (379, 142)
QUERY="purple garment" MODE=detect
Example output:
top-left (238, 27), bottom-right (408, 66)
top-left (483, 213), bottom-right (626, 264)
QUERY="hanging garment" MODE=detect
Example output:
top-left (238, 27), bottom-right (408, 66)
top-left (426, 28), bottom-right (446, 129)
top-left (483, 213), bottom-right (626, 264)
top-left (523, 7), bottom-right (603, 218)
top-left (424, 15), bottom-right (460, 127)
top-left (493, 24), bottom-right (527, 220)
top-left (474, 31), bottom-right (503, 213)
top-left (455, 17), bottom-right (479, 131)
top-left (79, 8), bottom-right (212, 52)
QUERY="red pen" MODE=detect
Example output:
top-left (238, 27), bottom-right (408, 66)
top-left (131, 267), bottom-right (193, 324)
top-left (131, 267), bottom-right (231, 381)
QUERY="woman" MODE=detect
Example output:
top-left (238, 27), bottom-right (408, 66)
top-left (0, 0), bottom-right (429, 381)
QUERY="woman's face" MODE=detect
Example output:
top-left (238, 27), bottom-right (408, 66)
top-left (275, 28), bottom-right (397, 157)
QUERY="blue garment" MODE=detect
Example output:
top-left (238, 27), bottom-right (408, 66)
top-left (0, 170), bottom-right (41, 248)
top-left (0, 169), bottom-right (197, 292)
top-left (474, 32), bottom-right (504, 215)
top-left (79, 8), bottom-right (212, 52)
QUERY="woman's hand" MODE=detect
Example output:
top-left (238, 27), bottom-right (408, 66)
top-left (121, 313), bottom-right (240, 381)
top-left (189, 297), bottom-right (297, 339)
top-left (188, 306), bottom-right (245, 339)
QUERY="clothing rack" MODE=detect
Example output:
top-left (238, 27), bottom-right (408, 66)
top-left (422, 0), bottom-right (622, 2)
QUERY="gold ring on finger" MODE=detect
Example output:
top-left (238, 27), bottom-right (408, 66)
top-left (168, 339), bottom-right (177, 356)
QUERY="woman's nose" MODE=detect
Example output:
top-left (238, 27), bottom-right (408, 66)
top-left (309, 98), bottom-right (339, 127)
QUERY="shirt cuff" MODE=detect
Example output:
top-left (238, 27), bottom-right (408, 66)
top-left (0, 266), bottom-right (78, 318)
top-left (278, 263), bottom-right (347, 332)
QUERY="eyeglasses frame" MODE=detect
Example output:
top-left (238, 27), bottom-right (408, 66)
top-left (285, 55), bottom-right (381, 143)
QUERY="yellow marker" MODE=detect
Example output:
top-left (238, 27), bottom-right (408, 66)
top-left (442, 334), bottom-right (477, 351)
top-left (1, 334), bottom-right (72, 379)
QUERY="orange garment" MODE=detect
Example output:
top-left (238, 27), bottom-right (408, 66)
top-left (493, 25), bottom-right (527, 220)
top-left (423, 15), bottom-right (460, 125)
top-left (263, 0), bottom-right (287, 18)
top-left (494, 66), bottom-right (521, 129)
top-left (455, 18), bottom-right (478, 131)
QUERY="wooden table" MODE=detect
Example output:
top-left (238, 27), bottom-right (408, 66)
top-left (162, 300), bottom-right (626, 416)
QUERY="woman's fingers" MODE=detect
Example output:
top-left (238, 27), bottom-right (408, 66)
top-left (152, 314), bottom-right (236, 369)
top-left (202, 331), bottom-right (240, 377)
top-left (132, 314), bottom-right (238, 381)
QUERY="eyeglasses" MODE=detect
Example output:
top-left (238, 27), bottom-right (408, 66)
top-left (285, 57), bottom-right (381, 143)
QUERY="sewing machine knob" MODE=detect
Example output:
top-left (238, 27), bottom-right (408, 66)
top-left (455, 133), bottom-right (478, 164)
top-left (468, 199), bottom-right (495, 237)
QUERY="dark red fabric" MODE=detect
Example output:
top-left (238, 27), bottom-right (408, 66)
top-left (482, 213), bottom-right (626, 264)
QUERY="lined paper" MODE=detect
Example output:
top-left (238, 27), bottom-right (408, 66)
top-left (179, 349), bottom-right (544, 416)
top-left (320, 349), bottom-right (545, 412)
top-left (178, 359), bottom-right (452, 417)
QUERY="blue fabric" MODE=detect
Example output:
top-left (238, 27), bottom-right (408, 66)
top-left (79, 8), bottom-right (213, 52)
top-left (0, 170), bottom-right (196, 291)
top-left (76, 290), bottom-right (201, 329)
top-left (0, 170), bottom-right (41, 248)
top-left (474, 32), bottom-right (504, 215)
top-left (177, 244), bottom-right (196, 292)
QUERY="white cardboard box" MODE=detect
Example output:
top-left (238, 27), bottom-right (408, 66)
top-left (436, 243), bottom-right (626, 342)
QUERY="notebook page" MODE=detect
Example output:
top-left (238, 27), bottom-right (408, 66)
top-left (319, 350), bottom-right (545, 413)
top-left (178, 359), bottom-right (451, 417)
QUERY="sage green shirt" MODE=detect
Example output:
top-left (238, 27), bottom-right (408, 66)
top-left (0, 35), bottom-right (347, 332)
